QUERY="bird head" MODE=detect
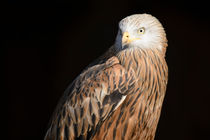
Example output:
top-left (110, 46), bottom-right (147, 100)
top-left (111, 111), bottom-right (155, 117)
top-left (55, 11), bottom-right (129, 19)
top-left (115, 14), bottom-right (167, 51)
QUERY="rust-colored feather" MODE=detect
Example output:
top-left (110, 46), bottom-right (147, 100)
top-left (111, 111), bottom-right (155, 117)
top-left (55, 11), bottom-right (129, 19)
top-left (45, 46), bottom-right (168, 140)
top-left (45, 53), bottom-right (141, 140)
top-left (92, 48), bottom-right (168, 140)
top-left (45, 14), bottom-right (168, 140)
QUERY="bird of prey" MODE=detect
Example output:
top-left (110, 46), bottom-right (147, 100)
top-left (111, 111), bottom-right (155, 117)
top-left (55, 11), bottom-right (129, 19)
top-left (45, 14), bottom-right (168, 140)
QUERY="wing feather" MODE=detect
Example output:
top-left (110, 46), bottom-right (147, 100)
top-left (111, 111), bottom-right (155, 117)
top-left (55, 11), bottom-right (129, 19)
top-left (45, 56), bottom-right (138, 140)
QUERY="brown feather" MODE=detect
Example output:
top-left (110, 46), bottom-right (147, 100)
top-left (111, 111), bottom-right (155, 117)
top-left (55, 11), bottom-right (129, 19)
top-left (45, 52), bottom-right (140, 140)
top-left (92, 48), bottom-right (168, 140)
top-left (45, 14), bottom-right (168, 140)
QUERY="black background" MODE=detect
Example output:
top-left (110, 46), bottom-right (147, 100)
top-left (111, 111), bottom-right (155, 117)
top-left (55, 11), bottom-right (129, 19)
top-left (5, 0), bottom-right (210, 139)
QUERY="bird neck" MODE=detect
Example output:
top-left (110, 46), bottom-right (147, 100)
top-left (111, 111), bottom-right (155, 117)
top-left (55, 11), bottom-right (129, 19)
top-left (116, 48), bottom-right (166, 73)
top-left (116, 47), bottom-right (168, 94)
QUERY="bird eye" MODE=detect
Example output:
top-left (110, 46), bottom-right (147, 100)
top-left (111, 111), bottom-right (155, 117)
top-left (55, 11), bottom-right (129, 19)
top-left (138, 27), bottom-right (145, 34)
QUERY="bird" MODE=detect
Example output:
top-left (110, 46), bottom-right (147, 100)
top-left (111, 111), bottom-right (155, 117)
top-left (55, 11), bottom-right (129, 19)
top-left (45, 14), bottom-right (168, 140)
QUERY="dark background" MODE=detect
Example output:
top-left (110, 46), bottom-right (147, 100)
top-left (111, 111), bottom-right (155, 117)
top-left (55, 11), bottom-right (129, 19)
top-left (5, 0), bottom-right (210, 139)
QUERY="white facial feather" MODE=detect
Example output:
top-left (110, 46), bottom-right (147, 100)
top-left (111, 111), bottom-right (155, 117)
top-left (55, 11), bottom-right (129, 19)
top-left (115, 14), bottom-right (166, 51)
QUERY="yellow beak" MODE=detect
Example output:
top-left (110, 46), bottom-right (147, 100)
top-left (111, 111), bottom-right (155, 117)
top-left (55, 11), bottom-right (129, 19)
top-left (122, 32), bottom-right (140, 44)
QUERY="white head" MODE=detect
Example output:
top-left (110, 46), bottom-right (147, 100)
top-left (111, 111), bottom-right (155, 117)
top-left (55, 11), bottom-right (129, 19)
top-left (115, 14), bottom-right (167, 51)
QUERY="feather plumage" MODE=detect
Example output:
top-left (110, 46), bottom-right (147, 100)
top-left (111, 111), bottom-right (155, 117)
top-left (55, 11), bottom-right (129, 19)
top-left (45, 55), bottom-right (139, 140)
top-left (45, 13), bottom-right (168, 140)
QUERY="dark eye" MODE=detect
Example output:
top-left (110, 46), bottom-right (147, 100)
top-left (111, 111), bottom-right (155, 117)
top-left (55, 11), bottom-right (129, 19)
top-left (138, 27), bottom-right (145, 34)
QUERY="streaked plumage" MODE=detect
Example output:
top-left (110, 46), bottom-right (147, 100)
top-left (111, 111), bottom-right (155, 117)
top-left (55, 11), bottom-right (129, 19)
top-left (45, 14), bottom-right (168, 140)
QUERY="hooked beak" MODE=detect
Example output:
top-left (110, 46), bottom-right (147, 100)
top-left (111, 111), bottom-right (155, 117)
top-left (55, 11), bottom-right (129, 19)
top-left (122, 31), bottom-right (140, 45)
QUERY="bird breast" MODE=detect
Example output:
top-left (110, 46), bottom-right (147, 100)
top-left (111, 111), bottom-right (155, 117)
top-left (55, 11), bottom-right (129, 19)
top-left (93, 48), bottom-right (168, 140)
